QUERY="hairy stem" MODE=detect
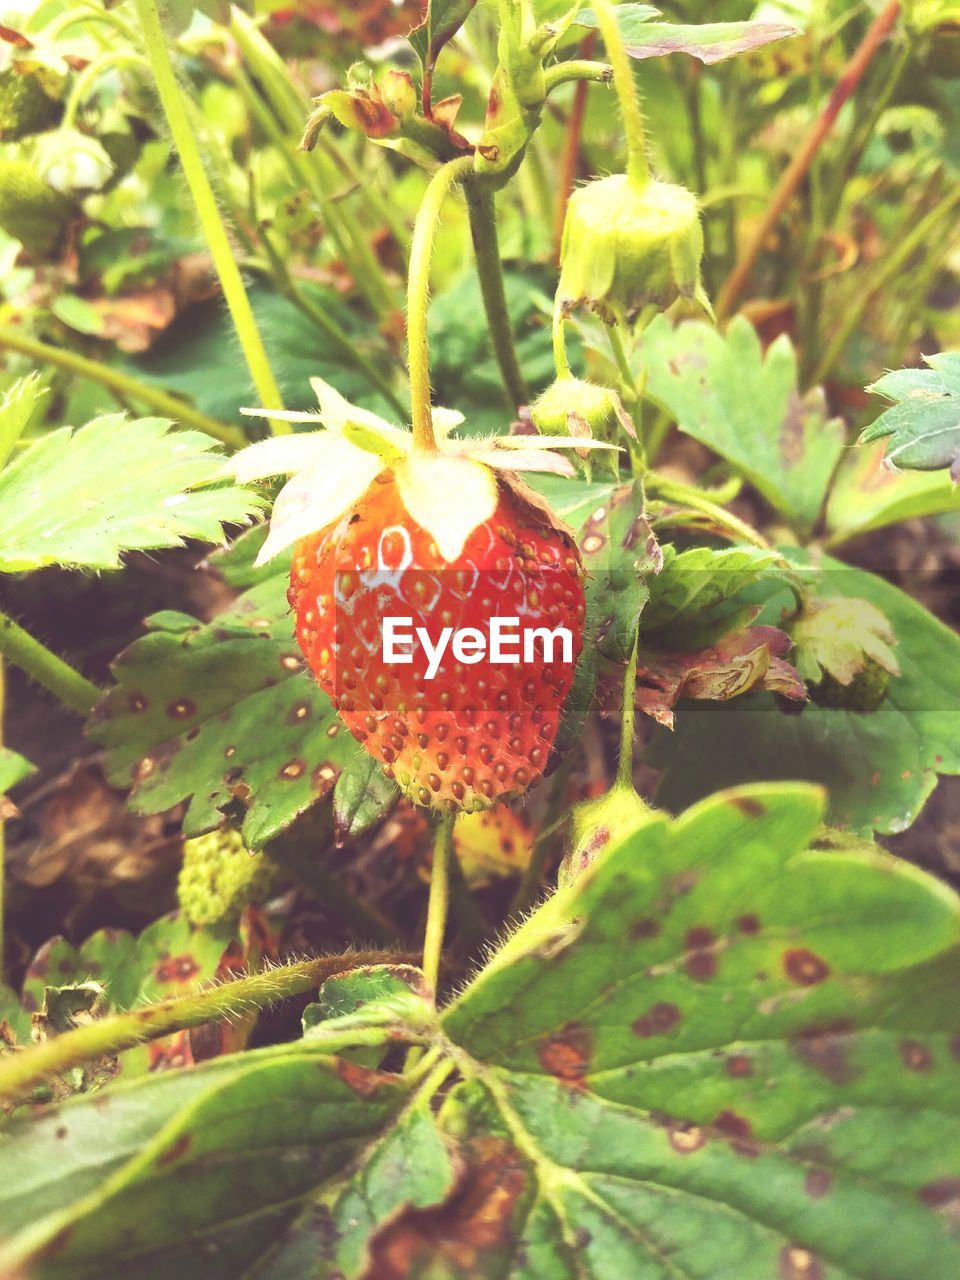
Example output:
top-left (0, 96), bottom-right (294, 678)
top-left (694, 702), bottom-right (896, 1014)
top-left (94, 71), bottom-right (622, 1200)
top-left (0, 328), bottom-right (244, 447)
top-left (0, 950), bottom-right (411, 1103)
top-left (408, 156), bottom-right (475, 452)
top-left (542, 59), bottom-right (612, 94)
top-left (716, 0), bottom-right (901, 320)
top-left (423, 813), bottom-right (455, 996)
top-left (554, 33), bottom-right (599, 261)
top-left (0, 611), bottom-right (100, 716)
top-left (133, 0), bottom-right (286, 425)
top-left (551, 294), bottom-right (572, 379)
top-left (646, 474), bottom-right (771, 550)
top-left (592, 0), bottom-right (650, 185)
top-left (464, 181), bottom-right (528, 411)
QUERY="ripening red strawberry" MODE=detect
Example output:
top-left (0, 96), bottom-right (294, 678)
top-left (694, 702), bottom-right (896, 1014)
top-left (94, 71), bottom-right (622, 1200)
top-left (289, 471), bottom-right (584, 810)
top-left (232, 378), bottom-right (615, 812)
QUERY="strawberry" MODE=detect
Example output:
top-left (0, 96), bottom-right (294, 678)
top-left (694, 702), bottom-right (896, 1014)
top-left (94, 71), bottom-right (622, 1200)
top-left (232, 378), bottom-right (613, 812)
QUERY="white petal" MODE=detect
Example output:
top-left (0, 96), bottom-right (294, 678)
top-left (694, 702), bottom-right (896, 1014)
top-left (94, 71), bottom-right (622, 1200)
top-left (488, 435), bottom-right (622, 451)
top-left (255, 440), bottom-right (384, 564)
top-left (474, 449), bottom-right (575, 476)
top-left (394, 454), bottom-right (498, 563)
top-left (432, 406), bottom-right (466, 437)
top-left (308, 376), bottom-right (408, 442)
top-left (228, 431), bottom-right (336, 482)
top-left (239, 407), bottom-right (325, 424)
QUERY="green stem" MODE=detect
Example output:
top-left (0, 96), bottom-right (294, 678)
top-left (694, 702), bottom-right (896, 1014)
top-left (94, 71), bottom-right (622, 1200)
top-left (133, 0), bottom-right (286, 426)
top-left (0, 657), bottom-right (5, 978)
top-left (551, 293), bottom-right (572, 378)
top-left (408, 157), bottom-right (475, 452)
top-left (0, 611), bottom-right (100, 716)
top-left (62, 50), bottom-right (150, 129)
top-left (616, 634), bottom-right (640, 790)
top-left (646, 474), bottom-right (771, 550)
top-left (422, 812), bottom-right (455, 996)
top-left (0, 950), bottom-right (410, 1103)
top-left (543, 60), bottom-right (613, 94)
top-left (0, 328), bottom-right (244, 447)
top-left (464, 180), bottom-right (528, 410)
top-left (592, 0), bottom-right (650, 185)
top-left (508, 755), bottom-right (575, 916)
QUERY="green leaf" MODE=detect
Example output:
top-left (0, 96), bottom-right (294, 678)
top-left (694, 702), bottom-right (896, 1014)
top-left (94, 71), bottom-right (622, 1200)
top-left (643, 544), bottom-right (785, 646)
top-left (862, 352), bottom-right (960, 478)
top-left (0, 1049), bottom-right (413, 1277)
top-left (651, 553), bottom-right (960, 834)
top-left (0, 373), bottom-right (46, 472)
top-left (825, 440), bottom-right (960, 544)
top-left (89, 568), bottom-right (395, 850)
top-left (577, 8), bottom-right (800, 63)
top-left (435, 784), bottom-right (960, 1280)
top-left (640, 317), bottom-right (845, 535)
top-left (0, 414), bottom-right (263, 573)
top-left (409, 0), bottom-right (479, 74)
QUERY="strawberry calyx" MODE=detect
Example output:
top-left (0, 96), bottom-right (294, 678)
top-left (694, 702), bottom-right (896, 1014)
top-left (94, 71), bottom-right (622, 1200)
top-left (230, 376), bottom-right (619, 565)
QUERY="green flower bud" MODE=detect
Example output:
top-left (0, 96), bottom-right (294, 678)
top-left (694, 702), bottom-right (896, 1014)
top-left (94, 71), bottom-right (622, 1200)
top-left (380, 69), bottom-right (417, 122)
top-left (177, 828), bottom-right (278, 928)
top-left (558, 174), bottom-right (710, 325)
top-left (0, 159), bottom-right (73, 255)
top-left (809, 657), bottom-right (892, 713)
top-left (531, 375), bottom-right (635, 447)
top-left (558, 783), bottom-right (650, 889)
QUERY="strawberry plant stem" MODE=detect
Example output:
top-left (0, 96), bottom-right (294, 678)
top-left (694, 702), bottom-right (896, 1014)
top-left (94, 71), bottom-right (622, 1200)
top-left (716, 0), bottom-right (901, 320)
top-left (62, 50), bottom-right (150, 129)
top-left (554, 32), bottom-right (598, 261)
top-left (647, 475), bottom-right (771, 551)
top-left (423, 812), bottom-right (455, 996)
top-left (551, 294), bottom-right (571, 378)
top-left (408, 156), bottom-right (475, 452)
top-left (0, 950), bottom-right (414, 1103)
top-left (464, 182), bottom-right (528, 410)
top-left (591, 0), bottom-right (650, 187)
top-left (133, 0), bottom-right (287, 428)
top-left (0, 611), bottom-right (100, 716)
top-left (0, 657), bottom-right (6, 978)
top-left (617, 635), bottom-right (641, 789)
top-left (0, 328), bottom-right (245, 448)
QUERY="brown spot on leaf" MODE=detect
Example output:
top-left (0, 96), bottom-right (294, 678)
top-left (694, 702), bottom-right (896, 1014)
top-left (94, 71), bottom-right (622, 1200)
top-left (364, 1135), bottom-right (525, 1278)
top-left (783, 948), bottom-right (830, 985)
top-left (537, 1022), bottom-right (591, 1086)
top-left (779, 1245), bottom-right (824, 1279)
top-left (668, 1123), bottom-right (706, 1154)
top-left (155, 1133), bottom-right (192, 1168)
top-left (280, 653), bottom-right (302, 671)
top-left (153, 954), bottom-right (201, 984)
top-left (34, 1226), bottom-right (74, 1261)
top-left (278, 759), bottom-right (306, 780)
top-left (737, 913), bottom-right (761, 934)
top-left (805, 1168), bottom-right (832, 1198)
top-left (166, 698), bottom-right (196, 720)
top-left (287, 702), bottom-right (311, 724)
top-left (685, 926), bottom-right (717, 981)
top-left (312, 762), bottom-right (340, 793)
top-left (730, 795), bottom-right (766, 817)
top-left (950, 1033), bottom-right (960, 1062)
top-left (633, 1002), bottom-right (681, 1037)
top-left (128, 691), bottom-right (149, 712)
top-left (900, 1039), bottom-right (933, 1072)
top-left (336, 1059), bottom-right (395, 1098)
top-left (726, 1054), bottom-right (753, 1077)
top-left (791, 1021), bottom-right (858, 1084)
top-left (631, 917), bottom-right (660, 940)
top-left (919, 1178), bottom-right (960, 1216)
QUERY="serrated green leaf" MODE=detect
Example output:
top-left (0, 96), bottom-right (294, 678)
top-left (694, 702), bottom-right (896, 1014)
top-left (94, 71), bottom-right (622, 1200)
top-left (89, 568), bottom-right (395, 850)
top-left (577, 9), bottom-right (800, 63)
top-left (863, 351), bottom-right (960, 477)
top-left (0, 414), bottom-right (263, 572)
top-left (0, 373), bottom-right (46, 472)
top-left (640, 317), bottom-right (845, 535)
top-left (642, 544), bottom-right (784, 645)
top-left (826, 440), bottom-right (960, 544)
top-left (651, 553), bottom-right (960, 834)
top-left (409, 0), bottom-right (479, 75)
top-left (432, 784), bottom-right (960, 1279)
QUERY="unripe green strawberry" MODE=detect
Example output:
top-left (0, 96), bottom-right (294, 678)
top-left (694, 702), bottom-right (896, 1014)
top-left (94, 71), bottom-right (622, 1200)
top-left (230, 379), bottom-right (616, 813)
top-left (0, 70), bottom-right (60, 142)
top-left (558, 174), bottom-right (709, 324)
top-left (177, 828), bottom-right (278, 927)
top-left (290, 471), bottom-right (585, 812)
top-left (531, 375), bottom-right (635, 450)
top-left (809, 656), bottom-right (891, 713)
top-left (0, 158), bottom-right (73, 255)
